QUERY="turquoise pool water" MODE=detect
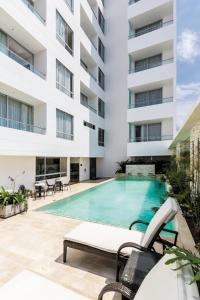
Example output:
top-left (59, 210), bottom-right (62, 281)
top-left (38, 178), bottom-right (174, 234)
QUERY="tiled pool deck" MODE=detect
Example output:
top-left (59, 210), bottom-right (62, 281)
top-left (0, 179), bottom-right (118, 300)
top-left (0, 178), bottom-right (195, 299)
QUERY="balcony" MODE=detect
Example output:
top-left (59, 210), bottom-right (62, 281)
top-left (80, 60), bottom-right (97, 83)
top-left (81, 99), bottom-right (97, 114)
top-left (0, 117), bottom-right (46, 135)
top-left (129, 20), bottom-right (173, 39)
top-left (0, 42), bottom-right (46, 79)
top-left (129, 58), bottom-right (173, 74)
top-left (21, 0), bottom-right (46, 23)
top-left (127, 139), bottom-right (172, 156)
top-left (128, 97), bottom-right (173, 109)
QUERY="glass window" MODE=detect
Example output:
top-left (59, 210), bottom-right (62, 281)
top-left (98, 8), bottom-right (105, 34)
top-left (98, 38), bottom-right (105, 62)
top-left (135, 88), bottom-right (162, 107)
top-left (36, 157), bottom-right (45, 176)
top-left (64, 0), bottom-right (73, 12)
top-left (135, 54), bottom-right (162, 72)
top-left (56, 11), bottom-right (74, 55)
top-left (56, 109), bottom-right (74, 140)
top-left (80, 93), bottom-right (88, 106)
top-left (56, 60), bottom-right (73, 98)
top-left (98, 128), bottom-right (105, 146)
top-left (36, 157), bottom-right (67, 180)
top-left (98, 98), bottom-right (105, 118)
top-left (148, 123), bottom-right (161, 141)
top-left (98, 68), bottom-right (105, 90)
top-left (135, 20), bottom-right (162, 37)
top-left (46, 158), bottom-right (60, 175)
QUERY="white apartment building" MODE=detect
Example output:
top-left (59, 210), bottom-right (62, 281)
top-left (0, 0), bottom-right (176, 189)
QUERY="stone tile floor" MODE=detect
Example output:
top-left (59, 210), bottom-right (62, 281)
top-left (0, 179), bottom-right (119, 299)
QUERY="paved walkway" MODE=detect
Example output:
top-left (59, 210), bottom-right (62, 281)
top-left (0, 179), bottom-right (118, 299)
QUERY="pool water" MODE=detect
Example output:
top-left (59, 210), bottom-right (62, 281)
top-left (38, 178), bottom-right (175, 234)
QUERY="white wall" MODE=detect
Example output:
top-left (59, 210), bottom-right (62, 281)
top-left (0, 156), bottom-right (35, 190)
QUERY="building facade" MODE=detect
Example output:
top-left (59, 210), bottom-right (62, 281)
top-left (0, 0), bottom-right (176, 189)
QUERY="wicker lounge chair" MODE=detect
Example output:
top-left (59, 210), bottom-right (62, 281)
top-left (63, 198), bottom-right (178, 264)
top-left (0, 254), bottom-right (198, 300)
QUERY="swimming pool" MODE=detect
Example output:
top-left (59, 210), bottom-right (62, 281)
top-left (38, 178), bottom-right (174, 233)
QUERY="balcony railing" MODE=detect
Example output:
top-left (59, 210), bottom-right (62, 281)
top-left (80, 61), bottom-right (97, 82)
top-left (56, 33), bottom-right (73, 55)
top-left (128, 97), bottom-right (173, 109)
top-left (21, 0), bottom-right (46, 23)
top-left (129, 58), bottom-right (174, 74)
top-left (56, 82), bottom-right (74, 98)
top-left (129, 0), bottom-right (141, 5)
top-left (129, 135), bottom-right (173, 143)
top-left (0, 116), bottom-right (46, 135)
top-left (81, 100), bottom-right (97, 114)
top-left (0, 42), bottom-right (46, 79)
top-left (56, 131), bottom-right (74, 140)
top-left (64, 0), bottom-right (74, 13)
top-left (129, 20), bottom-right (173, 39)
top-left (83, 30), bottom-right (97, 50)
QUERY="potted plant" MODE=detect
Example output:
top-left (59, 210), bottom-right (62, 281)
top-left (0, 188), bottom-right (28, 218)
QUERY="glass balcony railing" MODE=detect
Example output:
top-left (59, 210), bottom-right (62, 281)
top-left (21, 0), bottom-right (45, 23)
top-left (129, 20), bottom-right (173, 39)
top-left (128, 97), bottom-right (173, 109)
top-left (81, 100), bottom-right (97, 114)
top-left (56, 82), bottom-right (74, 98)
top-left (56, 131), bottom-right (74, 140)
top-left (0, 116), bottom-right (46, 135)
top-left (56, 33), bottom-right (73, 55)
top-left (0, 42), bottom-right (46, 79)
top-left (129, 135), bottom-right (173, 143)
top-left (129, 58), bottom-right (174, 74)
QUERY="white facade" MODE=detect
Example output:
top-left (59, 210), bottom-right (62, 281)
top-left (0, 0), bottom-right (176, 189)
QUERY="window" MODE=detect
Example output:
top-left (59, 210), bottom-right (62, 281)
top-left (64, 0), bottom-right (73, 12)
top-left (98, 38), bottom-right (105, 62)
top-left (98, 8), bottom-right (105, 33)
top-left (56, 11), bottom-right (74, 55)
top-left (56, 109), bottom-right (74, 140)
top-left (56, 60), bottom-right (73, 98)
top-left (36, 157), bottom-right (67, 180)
top-left (135, 54), bottom-right (162, 72)
top-left (0, 92), bottom-right (33, 131)
top-left (135, 20), bottom-right (162, 37)
top-left (83, 121), bottom-right (95, 130)
top-left (98, 68), bottom-right (105, 90)
top-left (130, 123), bottom-right (161, 142)
top-left (98, 128), bottom-right (105, 146)
top-left (134, 88), bottom-right (162, 107)
top-left (98, 98), bottom-right (105, 118)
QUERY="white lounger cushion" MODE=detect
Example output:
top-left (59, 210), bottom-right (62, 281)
top-left (0, 270), bottom-right (90, 300)
top-left (141, 197), bottom-right (178, 247)
top-left (135, 254), bottom-right (199, 300)
top-left (65, 222), bottom-right (144, 254)
top-left (65, 198), bottom-right (178, 253)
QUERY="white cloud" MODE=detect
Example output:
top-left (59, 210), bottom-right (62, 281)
top-left (176, 82), bottom-right (200, 130)
top-left (177, 29), bottom-right (200, 63)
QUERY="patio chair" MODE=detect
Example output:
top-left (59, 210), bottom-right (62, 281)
top-left (63, 198), bottom-right (179, 265)
top-left (34, 181), bottom-right (46, 199)
top-left (61, 177), bottom-right (71, 191)
top-left (0, 254), bottom-right (198, 300)
top-left (46, 180), bottom-right (56, 195)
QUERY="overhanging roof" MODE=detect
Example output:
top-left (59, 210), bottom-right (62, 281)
top-left (169, 97), bottom-right (200, 149)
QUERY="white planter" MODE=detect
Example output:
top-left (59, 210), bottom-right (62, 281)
top-left (0, 203), bottom-right (26, 219)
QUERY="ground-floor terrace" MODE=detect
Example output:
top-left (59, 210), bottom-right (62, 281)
top-left (0, 179), bottom-right (197, 299)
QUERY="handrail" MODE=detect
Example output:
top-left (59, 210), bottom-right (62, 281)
top-left (56, 82), bottom-right (74, 98)
top-left (56, 131), bottom-right (74, 140)
top-left (0, 42), bottom-right (46, 79)
top-left (80, 61), bottom-right (97, 82)
top-left (129, 20), bottom-right (173, 39)
top-left (129, 58), bottom-right (174, 74)
top-left (129, 135), bottom-right (173, 142)
top-left (128, 97), bottom-right (173, 108)
top-left (21, 0), bottom-right (46, 23)
top-left (56, 33), bottom-right (73, 55)
top-left (81, 100), bottom-right (97, 113)
top-left (0, 116), bottom-right (46, 134)
top-left (64, 0), bottom-right (74, 13)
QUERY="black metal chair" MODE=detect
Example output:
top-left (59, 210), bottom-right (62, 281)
top-left (46, 180), bottom-right (56, 195)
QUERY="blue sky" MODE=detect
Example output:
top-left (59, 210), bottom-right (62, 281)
top-left (176, 0), bottom-right (200, 129)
